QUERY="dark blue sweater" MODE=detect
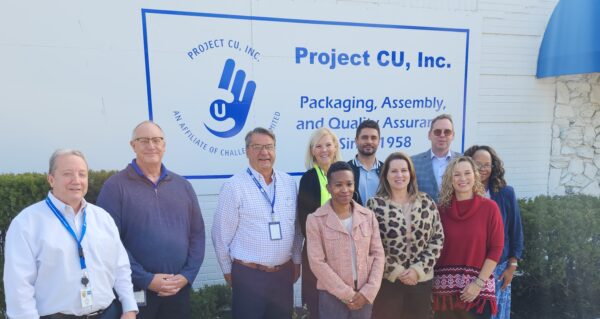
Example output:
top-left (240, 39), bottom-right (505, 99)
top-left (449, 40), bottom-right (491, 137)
top-left (490, 185), bottom-right (524, 262)
top-left (97, 162), bottom-right (205, 290)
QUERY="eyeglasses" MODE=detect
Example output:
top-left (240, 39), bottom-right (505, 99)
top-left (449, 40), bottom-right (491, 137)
top-left (135, 137), bottom-right (164, 146)
top-left (475, 163), bottom-right (494, 170)
top-left (249, 144), bottom-right (275, 152)
top-left (432, 129), bottom-right (453, 137)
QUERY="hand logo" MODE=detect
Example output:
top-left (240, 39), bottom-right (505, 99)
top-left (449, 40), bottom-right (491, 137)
top-left (204, 58), bottom-right (256, 138)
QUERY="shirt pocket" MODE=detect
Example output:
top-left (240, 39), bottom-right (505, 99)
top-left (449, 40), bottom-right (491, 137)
top-left (323, 229), bottom-right (343, 263)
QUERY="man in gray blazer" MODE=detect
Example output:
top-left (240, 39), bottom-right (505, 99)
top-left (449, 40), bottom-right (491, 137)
top-left (411, 114), bottom-right (461, 202)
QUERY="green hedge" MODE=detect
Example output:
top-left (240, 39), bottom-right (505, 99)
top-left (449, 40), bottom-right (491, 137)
top-left (1, 173), bottom-right (599, 318)
top-left (512, 195), bottom-right (600, 319)
top-left (0, 171), bottom-right (116, 314)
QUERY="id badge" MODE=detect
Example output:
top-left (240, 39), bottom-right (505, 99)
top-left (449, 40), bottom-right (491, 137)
top-left (269, 222), bottom-right (282, 240)
top-left (80, 285), bottom-right (93, 308)
top-left (134, 290), bottom-right (147, 306)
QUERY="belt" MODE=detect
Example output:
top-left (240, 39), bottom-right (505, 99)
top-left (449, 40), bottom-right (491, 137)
top-left (42, 308), bottom-right (106, 319)
top-left (234, 259), bottom-right (292, 272)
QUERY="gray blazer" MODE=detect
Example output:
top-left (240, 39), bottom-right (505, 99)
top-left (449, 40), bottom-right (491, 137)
top-left (411, 149), bottom-right (461, 203)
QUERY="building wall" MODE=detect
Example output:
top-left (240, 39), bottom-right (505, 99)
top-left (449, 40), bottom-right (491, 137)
top-left (549, 73), bottom-right (600, 195)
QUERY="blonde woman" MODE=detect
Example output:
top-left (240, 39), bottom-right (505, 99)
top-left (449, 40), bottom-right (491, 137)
top-left (297, 127), bottom-right (343, 318)
top-left (366, 152), bottom-right (444, 319)
top-left (433, 157), bottom-right (504, 319)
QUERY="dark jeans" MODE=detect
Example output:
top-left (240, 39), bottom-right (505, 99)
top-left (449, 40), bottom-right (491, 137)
top-left (138, 285), bottom-right (191, 319)
top-left (318, 290), bottom-right (372, 319)
top-left (434, 303), bottom-right (492, 319)
top-left (231, 261), bottom-right (294, 319)
top-left (372, 279), bottom-right (433, 319)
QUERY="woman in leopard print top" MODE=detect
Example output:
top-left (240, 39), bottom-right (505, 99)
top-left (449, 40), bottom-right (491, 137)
top-left (366, 152), bottom-right (444, 319)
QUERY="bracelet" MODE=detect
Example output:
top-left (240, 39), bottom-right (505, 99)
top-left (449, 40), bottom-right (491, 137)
top-left (474, 277), bottom-right (485, 289)
top-left (510, 262), bottom-right (518, 268)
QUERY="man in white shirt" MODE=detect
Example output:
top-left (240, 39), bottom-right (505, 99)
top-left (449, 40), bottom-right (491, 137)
top-left (212, 127), bottom-right (302, 319)
top-left (411, 114), bottom-right (461, 202)
top-left (3, 149), bottom-right (138, 319)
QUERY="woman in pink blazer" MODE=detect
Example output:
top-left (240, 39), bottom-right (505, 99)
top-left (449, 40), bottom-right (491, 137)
top-left (306, 161), bottom-right (385, 319)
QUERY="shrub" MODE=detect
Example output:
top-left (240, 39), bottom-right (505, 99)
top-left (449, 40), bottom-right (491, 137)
top-left (190, 284), bottom-right (232, 318)
top-left (512, 195), bottom-right (600, 319)
top-left (0, 171), bottom-right (116, 314)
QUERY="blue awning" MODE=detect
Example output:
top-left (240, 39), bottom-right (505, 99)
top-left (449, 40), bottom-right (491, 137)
top-left (536, 0), bottom-right (600, 78)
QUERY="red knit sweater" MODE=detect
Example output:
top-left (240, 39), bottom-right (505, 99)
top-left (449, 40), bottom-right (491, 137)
top-left (433, 195), bottom-right (504, 314)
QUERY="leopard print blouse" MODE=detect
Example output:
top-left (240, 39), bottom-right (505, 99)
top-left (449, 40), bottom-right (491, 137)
top-left (366, 192), bottom-right (444, 283)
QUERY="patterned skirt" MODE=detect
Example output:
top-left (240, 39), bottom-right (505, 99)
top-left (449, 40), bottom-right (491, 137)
top-left (491, 261), bottom-right (512, 319)
top-left (432, 265), bottom-right (498, 315)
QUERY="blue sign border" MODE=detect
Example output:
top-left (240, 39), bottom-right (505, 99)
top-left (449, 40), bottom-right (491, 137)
top-left (141, 8), bottom-right (470, 180)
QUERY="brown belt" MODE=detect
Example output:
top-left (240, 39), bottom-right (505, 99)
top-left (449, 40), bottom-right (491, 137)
top-left (234, 259), bottom-right (292, 272)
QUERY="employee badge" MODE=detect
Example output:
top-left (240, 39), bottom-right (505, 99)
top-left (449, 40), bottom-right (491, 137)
top-left (269, 221), bottom-right (282, 240)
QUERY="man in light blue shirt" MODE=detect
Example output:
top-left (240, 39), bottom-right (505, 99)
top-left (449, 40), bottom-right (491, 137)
top-left (348, 120), bottom-right (384, 205)
top-left (412, 114), bottom-right (461, 202)
top-left (212, 127), bottom-right (302, 319)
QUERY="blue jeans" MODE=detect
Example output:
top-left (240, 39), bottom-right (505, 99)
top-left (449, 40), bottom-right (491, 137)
top-left (319, 290), bottom-right (373, 319)
top-left (491, 261), bottom-right (512, 319)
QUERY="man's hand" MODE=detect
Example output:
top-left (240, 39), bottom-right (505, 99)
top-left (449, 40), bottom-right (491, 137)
top-left (293, 264), bottom-right (301, 283)
top-left (224, 273), bottom-right (232, 287)
top-left (346, 292), bottom-right (368, 310)
top-left (147, 274), bottom-right (174, 293)
top-left (121, 311), bottom-right (136, 319)
top-left (157, 274), bottom-right (188, 297)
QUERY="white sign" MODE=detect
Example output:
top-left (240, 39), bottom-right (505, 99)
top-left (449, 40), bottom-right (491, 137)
top-left (143, 8), bottom-right (479, 179)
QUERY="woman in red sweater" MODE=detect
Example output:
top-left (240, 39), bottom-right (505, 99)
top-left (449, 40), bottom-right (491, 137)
top-left (433, 156), bottom-right (504, 319)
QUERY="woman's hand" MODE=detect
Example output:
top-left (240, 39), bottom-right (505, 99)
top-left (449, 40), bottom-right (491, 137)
top-left (398, 268), bottom-right (418, 286)
top-left (460, 282), bottom-right (482, 303)
top-left (499, 264), bottom-right (516, 290)
top-left (346, 292), bottom-right (369, 310)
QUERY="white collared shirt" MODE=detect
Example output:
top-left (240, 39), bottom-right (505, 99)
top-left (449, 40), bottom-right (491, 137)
top-left (4, 192), bottom-right (138, 318)
top-left (430, 149), bottom-right (452, 191)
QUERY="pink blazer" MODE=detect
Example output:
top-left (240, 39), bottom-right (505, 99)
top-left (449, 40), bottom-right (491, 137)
top-left (306, 200), bottom-right (384, 304)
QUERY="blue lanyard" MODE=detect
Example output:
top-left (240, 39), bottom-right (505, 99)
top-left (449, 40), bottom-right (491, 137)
top-left (247, 168), bottom-right (276, 216)
top-left (45, 197), bottom-right (87, 270)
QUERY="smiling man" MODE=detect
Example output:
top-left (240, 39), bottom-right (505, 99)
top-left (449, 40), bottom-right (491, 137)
top-left (97, 121), bottom-right (205, 319)
top-left (348, 119), bottom-right (383, 205)
top-left (212, 127), bottom-right (302, 319)
top-left (4, 149), bottom-right (138, 319)
top-left (411, 114), bottom-right (461, 202)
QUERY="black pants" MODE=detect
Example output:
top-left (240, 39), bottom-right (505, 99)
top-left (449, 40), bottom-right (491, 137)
top-left (434, 303), bottom-right (492, 319)
top-left (138, 285), bottom-right (191, 319)
top-left (372, 279), bottom-right (433, 319)
top-left (231, 261), bottom-right (294, 319)
top-left (302, 246), bottom-right (319, 319)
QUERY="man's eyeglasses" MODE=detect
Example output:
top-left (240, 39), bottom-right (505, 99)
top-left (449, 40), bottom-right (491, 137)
top-left (249, 144), bottom-right (275, 152)
top-left (475, 163), bottom-right (494, 170)
top-left (135, 137), bottom-right (164, 146)
top-left (432, 129), bottom-right (453, 137)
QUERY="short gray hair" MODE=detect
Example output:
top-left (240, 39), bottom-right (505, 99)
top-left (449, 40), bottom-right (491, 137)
top-left (49, 149), bottom-right (88, 174)
top-left (131, 120), bottom-right (164, 141)
top-left (244, 127), bottom-right (276, 148)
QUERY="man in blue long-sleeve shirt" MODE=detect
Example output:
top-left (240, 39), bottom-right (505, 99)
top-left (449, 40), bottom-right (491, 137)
top-left (97, 120), bottom-right (205, 319)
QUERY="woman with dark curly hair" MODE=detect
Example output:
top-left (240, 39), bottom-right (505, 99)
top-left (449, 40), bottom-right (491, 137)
top-left (433, 156), bottom-right (504, 319)
top-left (464, 145), bottom-right (524, 319)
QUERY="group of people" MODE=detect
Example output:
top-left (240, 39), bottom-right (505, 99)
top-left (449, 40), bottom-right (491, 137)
top-left (3, 114), bottom-right (524, 319)
top-left (292, 115), bottom-right (524, 319)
